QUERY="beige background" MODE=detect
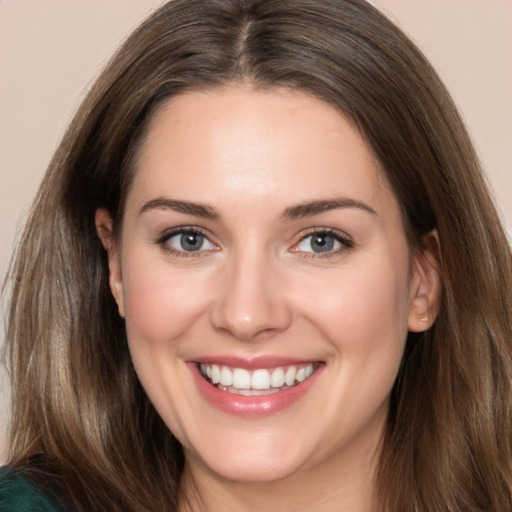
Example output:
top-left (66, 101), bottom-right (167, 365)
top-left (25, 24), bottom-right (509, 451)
top-left (1, 0), bottom-right (511, 462)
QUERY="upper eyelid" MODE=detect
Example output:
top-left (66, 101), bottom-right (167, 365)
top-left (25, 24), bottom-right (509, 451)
top-left (156, 226), bottom-right (213, 244)
top-left (155, 227), bottom-right (219, 257)
top-left (297, 227), bottom-right (353, 243)
top-left (154, 225), bottom-right (353, 250)
top-left (292, 228), bottom-right (354, 254)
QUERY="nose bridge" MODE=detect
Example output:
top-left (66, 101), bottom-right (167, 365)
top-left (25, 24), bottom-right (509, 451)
top-left (210, 240), bottom-right (291, 341)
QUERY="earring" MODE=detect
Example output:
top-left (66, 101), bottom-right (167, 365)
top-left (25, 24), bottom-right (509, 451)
top-left (419, 314), bottom-right (428, 323)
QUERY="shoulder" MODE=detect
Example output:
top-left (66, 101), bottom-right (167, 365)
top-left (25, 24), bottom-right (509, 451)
top-left (0, 467), bottom-right (65, 512)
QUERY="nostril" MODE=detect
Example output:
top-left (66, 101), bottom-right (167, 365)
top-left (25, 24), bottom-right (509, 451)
top-left (209, 295), bottom-right (293, 342)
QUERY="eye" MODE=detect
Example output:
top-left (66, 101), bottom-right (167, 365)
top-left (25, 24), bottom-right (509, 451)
top-left (294, 230), bottom-right (353, 255)
top-left (157, 228), bottom-right (218, 255)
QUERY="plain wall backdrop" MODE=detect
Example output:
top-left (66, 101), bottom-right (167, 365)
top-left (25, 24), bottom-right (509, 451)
top-left (1, 0), bottom-right (511, 462)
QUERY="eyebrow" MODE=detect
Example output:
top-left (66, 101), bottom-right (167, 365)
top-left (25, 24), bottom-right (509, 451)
top-left (138, 196), bottom-right (377, 221)
top-left (281, 198), bottom-right (377, 220)
top-left (139, 198), bottom-right (221, 219)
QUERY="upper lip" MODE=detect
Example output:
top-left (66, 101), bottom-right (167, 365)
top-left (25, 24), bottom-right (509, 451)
top-left (190, 355), bottom-right (322, 370)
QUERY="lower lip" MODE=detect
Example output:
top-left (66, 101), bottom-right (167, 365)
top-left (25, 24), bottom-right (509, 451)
top-left (189, 363), bottom-right (323, 417)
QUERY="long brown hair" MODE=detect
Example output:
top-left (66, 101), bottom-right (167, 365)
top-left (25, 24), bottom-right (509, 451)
top-left (4, 1), bottom-right (511, 510)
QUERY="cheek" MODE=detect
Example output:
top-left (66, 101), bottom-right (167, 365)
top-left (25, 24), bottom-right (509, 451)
top-left (121, 252), bottom-right (212, 350)
top-left (300, 255), bottom-right (411, 421)
top-left (301, 259), bottom-right (410, 345)
top-left (293, 249), bottom-right (412, 408)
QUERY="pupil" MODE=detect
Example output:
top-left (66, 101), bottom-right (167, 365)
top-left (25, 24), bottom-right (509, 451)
top-left (181, 233), bottom-right (203, 251)
top-left (312, 234), bottom-right (334, 253)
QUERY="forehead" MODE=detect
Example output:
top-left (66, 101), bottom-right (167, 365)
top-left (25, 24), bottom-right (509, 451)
top-left (128, 85), bottom-right (399, 220)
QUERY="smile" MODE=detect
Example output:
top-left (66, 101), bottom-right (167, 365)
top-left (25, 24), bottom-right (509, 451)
top-left (199, 363), bottom-right (317, 396)
top-left (190, 358), bottom-right (324, 417)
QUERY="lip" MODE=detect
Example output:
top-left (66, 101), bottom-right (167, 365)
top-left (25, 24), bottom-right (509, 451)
top-left (188, 357), bottom-right (324, 417)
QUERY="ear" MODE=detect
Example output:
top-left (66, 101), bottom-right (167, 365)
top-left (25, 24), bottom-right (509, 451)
top-left (95, 208), bottom-right (125, 318)
top-left (408, 231), bottom-right (441, 332)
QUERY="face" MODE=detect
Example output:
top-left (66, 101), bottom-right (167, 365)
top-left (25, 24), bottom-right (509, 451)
top-left (97, 86), bottom-right (438, 486)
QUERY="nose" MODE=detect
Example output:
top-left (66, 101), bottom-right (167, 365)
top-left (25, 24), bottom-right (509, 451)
top-left (209, 252), bottom-right (292, 342)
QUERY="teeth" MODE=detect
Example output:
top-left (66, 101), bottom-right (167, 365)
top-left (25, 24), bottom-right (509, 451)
top-left (270, 367), bottom-right (285, 388)
top-left (232, 368), bottom-right (251, 389)
top-left (234, 387), bottom-right (281, 396)
top-left (252, 369), bottom-right (271, 390)
top-left (211, 364), bottom-right (221, 384)
top-left (285, 366), bottom-right (296, 386)
top-left (220, 366), bottom-right (233, 386)
top-left (200, 363), bottom-right (317, 392)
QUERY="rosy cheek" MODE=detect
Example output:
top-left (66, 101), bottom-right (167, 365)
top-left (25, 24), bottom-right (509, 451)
top-left (300, 261), bottom-right (409, 350)
top-left (123, 258), bottom-right (200, 344)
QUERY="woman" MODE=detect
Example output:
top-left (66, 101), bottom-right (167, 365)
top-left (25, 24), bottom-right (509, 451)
top-left (1, 0), bottom-right (511, 511)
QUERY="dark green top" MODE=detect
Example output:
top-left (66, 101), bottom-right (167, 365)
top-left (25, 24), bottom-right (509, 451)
top-left (0, 468), bottom-right (65, 512)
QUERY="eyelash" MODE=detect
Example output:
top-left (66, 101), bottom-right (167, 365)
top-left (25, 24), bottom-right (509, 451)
top-left (155, 227), bottom-right (217, 258)
top-left (292, 228), bottom-right (354, 259)
top-left (155, 227), bottom-right (354, 258)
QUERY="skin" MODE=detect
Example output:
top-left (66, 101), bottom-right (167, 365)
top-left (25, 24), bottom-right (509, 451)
top-left (97, 86), bottom-right (439, 511)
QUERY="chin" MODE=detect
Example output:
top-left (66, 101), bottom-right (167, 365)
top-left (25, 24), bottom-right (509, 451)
top-left (208, 458), bottom-right (301, 483)
top-left (186, 437), bottom-right (311, 483)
